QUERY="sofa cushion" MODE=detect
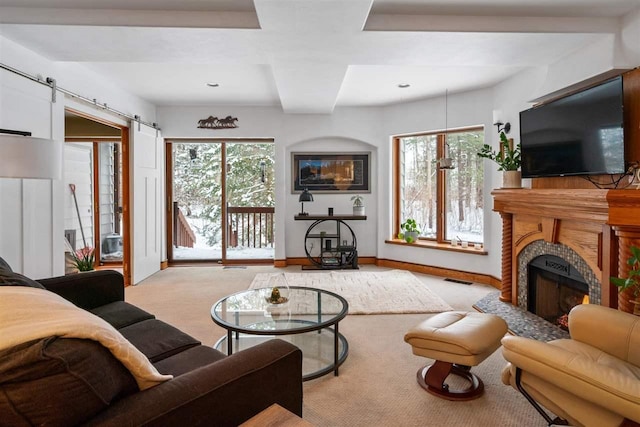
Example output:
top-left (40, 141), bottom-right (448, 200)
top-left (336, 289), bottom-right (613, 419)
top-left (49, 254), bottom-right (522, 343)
top-left (90, 301), bottom-right (155, 329)
top-left (119, 319), bottom-right (201, 363)
top-left (153, 345), bottom-right (227, 376)
top-left (0, 336), bottom-right (138, 426)
top-left (0, 256), bottom-right (12, 272)
top-left (0, 268), bottom-right (45, 289)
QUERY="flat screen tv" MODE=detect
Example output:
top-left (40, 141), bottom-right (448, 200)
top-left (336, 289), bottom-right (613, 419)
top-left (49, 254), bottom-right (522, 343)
top-left (519, 76), bottom-right (625, 178)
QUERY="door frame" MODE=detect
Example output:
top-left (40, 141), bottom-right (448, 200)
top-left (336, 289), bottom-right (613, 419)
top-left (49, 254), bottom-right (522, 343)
top-left (165, 138), bottom-right (274, 265)
top-left (65, 108), bottom-right (132, 285)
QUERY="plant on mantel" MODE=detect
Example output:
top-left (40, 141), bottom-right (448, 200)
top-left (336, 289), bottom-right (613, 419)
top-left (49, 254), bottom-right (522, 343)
top-left (477, 131), bottom-right (521, 171)
top-left (611, 245), bottom-right (640, 315)
top-left (477, 132), bottom-right (522, 188)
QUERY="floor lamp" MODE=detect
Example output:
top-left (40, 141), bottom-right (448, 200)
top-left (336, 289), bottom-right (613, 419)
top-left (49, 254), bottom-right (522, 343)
top-left (0, 129), bottom-right (62, 180)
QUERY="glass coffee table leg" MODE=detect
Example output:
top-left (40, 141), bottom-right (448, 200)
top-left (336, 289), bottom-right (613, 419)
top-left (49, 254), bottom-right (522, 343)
top-left (334, 323), bottom-right (339, 376)
top-left (317, 294), bottom-right (322, 334)
top-left (227, 330), bottom-right (233, 355)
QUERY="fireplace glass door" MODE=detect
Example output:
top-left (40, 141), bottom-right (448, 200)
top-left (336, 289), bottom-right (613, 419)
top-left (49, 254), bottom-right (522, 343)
top-left (527, 255), bottom-right (589, 330)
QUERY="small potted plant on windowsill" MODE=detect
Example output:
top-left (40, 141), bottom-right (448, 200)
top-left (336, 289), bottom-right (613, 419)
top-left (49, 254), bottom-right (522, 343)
top-left (477, 131), bottom-right (522, 188)
top-left (611, 245), bottom-right (640, 315)
top-left (351, 195), bottom-right (365, 216)
top-left (398, 219), bottom-right (420, 244)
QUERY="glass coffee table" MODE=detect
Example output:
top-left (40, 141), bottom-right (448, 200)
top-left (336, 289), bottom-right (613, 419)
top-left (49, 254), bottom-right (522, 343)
top-left (211, 286), bottom-right (349, 381)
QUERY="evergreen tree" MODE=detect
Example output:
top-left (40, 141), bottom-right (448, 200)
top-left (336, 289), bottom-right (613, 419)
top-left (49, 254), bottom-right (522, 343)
top-left (173, 142), bottom-right (275, 247)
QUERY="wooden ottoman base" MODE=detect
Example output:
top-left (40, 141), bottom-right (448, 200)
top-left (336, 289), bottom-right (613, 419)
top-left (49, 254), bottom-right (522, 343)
top-left (416, 360), bottom-right (484, 401)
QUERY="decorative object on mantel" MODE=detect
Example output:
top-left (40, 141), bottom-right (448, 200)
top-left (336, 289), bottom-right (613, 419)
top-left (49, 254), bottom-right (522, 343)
top-left (611, 245), bottom-right (640, 315)
top-left (197, 115), bottom-right (238, 129)
top-left (351, 195), bottom-right (364, 216)
top-left (477, 131), bottom-right (522, 188)
top-left (399, 218), bottom-right (420, 243)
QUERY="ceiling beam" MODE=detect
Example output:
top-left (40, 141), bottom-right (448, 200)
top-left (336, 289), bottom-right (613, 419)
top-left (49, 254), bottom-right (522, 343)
top-left (365, 14), bottom-right (619, 34)
top-left (271, 64), bottom-right (348, 113)
top-left (0, 7), bottom-right (260, 28)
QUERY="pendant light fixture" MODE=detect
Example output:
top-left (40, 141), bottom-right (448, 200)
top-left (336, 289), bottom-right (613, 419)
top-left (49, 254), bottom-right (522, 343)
top-left (438, 90), bottom-right (454, 170)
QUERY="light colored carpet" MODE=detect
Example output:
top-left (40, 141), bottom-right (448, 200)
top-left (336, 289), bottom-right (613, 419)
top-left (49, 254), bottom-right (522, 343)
top-left (127, 265), bottom-right (543, 426)
top-left (249, 270), bottom-right (453, 314)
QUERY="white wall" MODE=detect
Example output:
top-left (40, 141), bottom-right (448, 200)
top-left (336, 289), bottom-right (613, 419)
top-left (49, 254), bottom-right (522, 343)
top-left (0, 43), bottom-right (64, 277)
top-left (486, 10), bottom-right (640, 279)
top-left (3, 7), bottom-right (639, 279)
top-left (158, 24), bottom-right (640, 280)
top-left (0, 35), bottom-right (157, 276)
top-left (381, 88), bottom-right (499, 276)
top-left (158, 94), bottom-right (503, 276)
top-left (622, 8), bottom-right (640, 63)
top-left (157, 106), bottom-right (383, 262)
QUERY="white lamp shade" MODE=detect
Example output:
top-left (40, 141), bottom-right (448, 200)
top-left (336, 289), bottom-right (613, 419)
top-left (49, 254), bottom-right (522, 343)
top-left (0, 135), bottom-right (62, 180)
top-left (492, 109), bottom-right (502, 125)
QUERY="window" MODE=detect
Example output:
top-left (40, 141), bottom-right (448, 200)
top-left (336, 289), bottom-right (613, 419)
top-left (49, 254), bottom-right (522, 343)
top-left (393, 128), bottom-right (485, 244)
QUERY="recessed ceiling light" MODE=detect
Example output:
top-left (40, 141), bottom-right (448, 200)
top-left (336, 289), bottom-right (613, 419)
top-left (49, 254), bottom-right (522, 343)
top-left (398, 83), bottom-right (410, 88)
top-left (206, 83), bottom-right (220, 88)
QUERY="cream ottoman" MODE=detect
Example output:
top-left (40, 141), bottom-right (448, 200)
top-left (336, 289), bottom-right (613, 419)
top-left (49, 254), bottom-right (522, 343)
top-left (404, 311), bottom-right (508, 400)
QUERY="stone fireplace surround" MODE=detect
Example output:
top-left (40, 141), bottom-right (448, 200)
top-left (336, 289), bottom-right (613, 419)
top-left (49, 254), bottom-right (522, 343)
top-left (492, 189), bottom-right (640, 313)
top-left (517, 241), bottom-right (600, 309)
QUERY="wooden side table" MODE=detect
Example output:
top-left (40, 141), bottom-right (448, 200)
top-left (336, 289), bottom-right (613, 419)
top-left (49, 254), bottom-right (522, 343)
top-left (240, 404), bottom-right (314, 427)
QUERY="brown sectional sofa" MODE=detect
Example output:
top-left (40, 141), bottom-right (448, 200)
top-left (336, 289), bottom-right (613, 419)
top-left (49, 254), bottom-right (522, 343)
top-left (0, 261), bottom-right (303, 426)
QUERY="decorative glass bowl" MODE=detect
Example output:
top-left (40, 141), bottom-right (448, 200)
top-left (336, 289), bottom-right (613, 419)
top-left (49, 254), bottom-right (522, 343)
top-left (265, 273), bottom-right (290, 305)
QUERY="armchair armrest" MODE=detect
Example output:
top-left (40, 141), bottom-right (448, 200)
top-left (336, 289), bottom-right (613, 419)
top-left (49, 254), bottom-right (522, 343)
top-left (502, 335), bottom-right (640, 423)
top-left (37, 270), bottom-right (125, 310)
top-left (568, 304), bottom-right (640, 365)
top-left (85, 339), bottom-right (303, 427)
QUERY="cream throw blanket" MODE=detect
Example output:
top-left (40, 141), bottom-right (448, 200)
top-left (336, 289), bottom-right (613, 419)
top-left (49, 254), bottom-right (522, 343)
top-left (0, 286), bottom-right (172, 390)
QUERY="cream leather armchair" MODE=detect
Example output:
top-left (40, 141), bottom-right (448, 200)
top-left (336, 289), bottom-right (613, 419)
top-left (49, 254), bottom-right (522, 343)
top-left (501, 304), bottom-right (640, 427)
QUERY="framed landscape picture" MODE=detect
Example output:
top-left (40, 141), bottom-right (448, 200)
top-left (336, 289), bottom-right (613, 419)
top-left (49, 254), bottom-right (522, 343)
top-left (292, 152), bottom-right (370, 193)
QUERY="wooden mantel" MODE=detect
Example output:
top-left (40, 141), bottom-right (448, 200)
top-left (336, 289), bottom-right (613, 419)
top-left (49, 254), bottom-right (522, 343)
top-left (493, 189), bottom-right (610, 222)
top-left (492, 188), bottom-right (640, 313)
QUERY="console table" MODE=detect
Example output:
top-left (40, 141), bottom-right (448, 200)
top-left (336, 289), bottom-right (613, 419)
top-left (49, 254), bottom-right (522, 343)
top-left (294, 214), bottom-right (366, 270)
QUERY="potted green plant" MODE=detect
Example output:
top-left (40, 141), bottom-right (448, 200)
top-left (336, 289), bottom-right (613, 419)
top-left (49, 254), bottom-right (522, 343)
top-left (611, 245), bottom-right (640, 315)
top-left (398, 219), bottom-right (420, 243)
top-left (477, 131), bottom-right (522, 188)
top-left (71, 246), bottom-right (95, 272)
top-left (351, 195), bottom-right (365, 216)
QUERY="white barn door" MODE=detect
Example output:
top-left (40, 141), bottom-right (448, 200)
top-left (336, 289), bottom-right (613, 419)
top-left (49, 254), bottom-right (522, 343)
top-left (131, 124), bottom-right (163, 284)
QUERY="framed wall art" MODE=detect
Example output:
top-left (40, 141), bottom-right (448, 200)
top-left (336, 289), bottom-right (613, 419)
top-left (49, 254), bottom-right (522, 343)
top-left (291, 152), bottom-right (370, 193)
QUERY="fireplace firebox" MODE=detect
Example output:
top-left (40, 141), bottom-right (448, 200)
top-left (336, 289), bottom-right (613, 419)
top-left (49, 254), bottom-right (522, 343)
top-left (527, 255), bottom-right (589, 330)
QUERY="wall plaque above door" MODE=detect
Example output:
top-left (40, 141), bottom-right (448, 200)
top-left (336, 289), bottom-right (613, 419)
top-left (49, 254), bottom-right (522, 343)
top-left (197, 116), bottom-right (238, 129)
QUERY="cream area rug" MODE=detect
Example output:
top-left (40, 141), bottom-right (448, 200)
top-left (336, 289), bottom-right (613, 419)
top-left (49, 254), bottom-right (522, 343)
top-left (249, 269), bottom-right (453, 314)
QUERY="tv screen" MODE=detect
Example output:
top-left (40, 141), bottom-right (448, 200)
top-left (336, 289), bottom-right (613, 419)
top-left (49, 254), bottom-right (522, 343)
top-left (520, 76), bottom-right (625, 178)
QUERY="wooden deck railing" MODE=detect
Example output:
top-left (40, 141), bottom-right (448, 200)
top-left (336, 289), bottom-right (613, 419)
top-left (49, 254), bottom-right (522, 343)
top-left (227, 206), bottom-right (275, 248)
top-left (173, 202), bottom-right (196, 248)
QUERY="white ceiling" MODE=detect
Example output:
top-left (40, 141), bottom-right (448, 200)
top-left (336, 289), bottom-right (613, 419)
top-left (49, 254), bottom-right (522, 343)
top-left (1, 0), bottom-right (638, 113)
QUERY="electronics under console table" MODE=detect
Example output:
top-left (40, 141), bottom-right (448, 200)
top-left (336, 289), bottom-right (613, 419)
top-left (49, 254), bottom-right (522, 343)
top-left (294, 214), bottom-right (366, 270)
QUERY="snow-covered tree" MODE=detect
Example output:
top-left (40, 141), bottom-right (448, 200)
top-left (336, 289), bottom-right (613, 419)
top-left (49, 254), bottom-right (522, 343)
top-left (173, 142), bottom-right (275, 246)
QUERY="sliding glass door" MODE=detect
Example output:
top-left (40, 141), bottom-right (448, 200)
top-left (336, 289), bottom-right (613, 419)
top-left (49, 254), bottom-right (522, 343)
top-left (225, 142), bottom-right (275, 260)
top-left (168, 140), bottom-right (274, 263)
